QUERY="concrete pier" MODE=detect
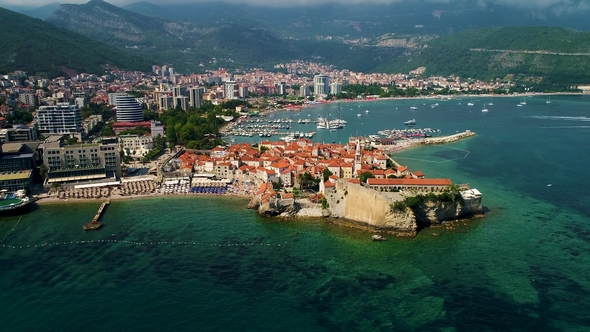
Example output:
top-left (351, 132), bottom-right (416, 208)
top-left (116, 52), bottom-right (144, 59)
top-left (83, 200), bottom-right (109, 230)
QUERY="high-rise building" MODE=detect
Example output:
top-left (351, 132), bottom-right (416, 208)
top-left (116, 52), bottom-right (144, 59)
top-left (189, 87), bottom-right (205, 108)
top-left (115, 95), bottom-right (144, 122)
top-left (313, 75), bottom-right (329, 97)
top-left (18, 92), bottom-right (37, 106)
top-left (330, 82), bottom-right (342, 95)
top-left (224, 81), bottom-right (238, 100)
top-left (108, 92), bottom-right (127, 106)
top-left (36, 103), bottom-right (83, 134)
top-left (158, 94), bottom-right (172, 111)
top-left (276, 82), bottom-right (286, 95)
top-left (299, 85), bottom-right (310, 98)
top-left (172, 85), bottom-right (187, 100)
top-left (238, 86), bottom-right (249, 98)
top-left (174, 96), bottom-right (189, 111)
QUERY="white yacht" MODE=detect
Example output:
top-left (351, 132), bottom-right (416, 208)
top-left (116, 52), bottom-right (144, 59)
top-left (404, 119), bottom-right (417, 126)
top-left (410, 106), bottom-right (418, 110)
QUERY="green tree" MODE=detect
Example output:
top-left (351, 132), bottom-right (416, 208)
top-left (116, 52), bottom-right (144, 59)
top-left (323, 168), bottom-right (333, 182)
top-left (359, 171), bottom-right (375, 183)
top-left (297, 172), bottom-right (320, 192)
top-left (39, 164), bottom-right (48, 181)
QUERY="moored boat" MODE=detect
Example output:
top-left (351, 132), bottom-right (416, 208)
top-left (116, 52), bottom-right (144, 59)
top-left (404, 119), bottom-right (416, 126)
top-left (372, 234), bottom-right (387, 241)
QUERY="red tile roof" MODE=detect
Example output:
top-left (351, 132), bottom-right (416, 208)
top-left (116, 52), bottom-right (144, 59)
top-left (367, 178), bottom-right (452, 186)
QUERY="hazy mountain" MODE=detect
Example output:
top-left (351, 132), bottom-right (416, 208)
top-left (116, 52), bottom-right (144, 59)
top-left (123, 1), bottom-right (590, 38)
top-left (46, 0), bottom-right (302, 72)
top-left (0, 5), bottom-right (151, 78)
top-left (41, 0), bottom-right (590, 83)
top-left (17, 2), bottom-right (61, 20)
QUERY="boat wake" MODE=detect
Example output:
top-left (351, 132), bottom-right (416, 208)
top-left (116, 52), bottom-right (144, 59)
top-left (526, 115), bottom-right (590, 121)
top-left (536, 126), bottom-right (590, 129)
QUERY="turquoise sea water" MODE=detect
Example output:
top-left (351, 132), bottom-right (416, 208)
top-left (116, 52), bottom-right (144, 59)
top-left (2, 95), bottom-right (590, 331)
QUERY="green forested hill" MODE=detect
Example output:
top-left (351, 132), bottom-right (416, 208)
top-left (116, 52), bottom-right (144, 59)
top-left (0, 6), bottom-right (151, 77)
top-left (428, 26), bottom-right (590, 53)
top-left (375, 26), bottom-right (590, 83)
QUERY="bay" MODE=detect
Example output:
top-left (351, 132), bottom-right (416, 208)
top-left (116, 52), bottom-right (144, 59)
top-left (1, 95), bottom-right (590, 331)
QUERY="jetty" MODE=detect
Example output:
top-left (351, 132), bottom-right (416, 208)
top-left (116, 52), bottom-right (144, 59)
top-left (421, 130), bottom-right (476, 145)
top-left (83, 200), bottom-right (109, 230)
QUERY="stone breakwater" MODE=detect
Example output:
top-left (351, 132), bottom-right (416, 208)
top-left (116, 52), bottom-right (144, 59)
top-left (421, 130), bottom-right (476, 145)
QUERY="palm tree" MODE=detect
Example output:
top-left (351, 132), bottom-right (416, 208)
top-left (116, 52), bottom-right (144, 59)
top-left (39, 164), bottom-right (48, 181)
top-left (50, 183), bottom-right (61, 195)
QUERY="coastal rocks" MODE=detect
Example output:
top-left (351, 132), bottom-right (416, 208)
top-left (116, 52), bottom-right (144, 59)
top-left (250, 181), bottom-right (483, 237)
top-left (248, 196), bottom-right (298, 218)
top-left (414, 201), bottom-right (464, 226)
top-left (383, 209), bottom-right (418, 235)
top-left (324, 179), bottom-right (482, 236)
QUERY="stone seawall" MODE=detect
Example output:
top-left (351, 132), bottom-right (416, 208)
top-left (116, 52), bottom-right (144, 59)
top-left (325, 180), bottom-right (483, 236)
top-left (326, 180), bottom-right (418, 236)
top-left (422, 130), bottom-right (476, 145)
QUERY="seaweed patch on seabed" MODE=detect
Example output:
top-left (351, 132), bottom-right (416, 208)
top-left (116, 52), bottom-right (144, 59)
top-left (566, 223), bottom-right (590, 244)
top-left (528, 265), bottom-right (590, 327)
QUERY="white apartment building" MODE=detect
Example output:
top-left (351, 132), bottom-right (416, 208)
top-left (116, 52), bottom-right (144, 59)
top-left (36, 103), bottom-right (83, 135)
top-left (119, 134), bottom-right (154, 158)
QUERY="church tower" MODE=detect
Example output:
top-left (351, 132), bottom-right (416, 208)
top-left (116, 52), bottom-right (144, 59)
top-left (354, 138), bottom-right (362, 176)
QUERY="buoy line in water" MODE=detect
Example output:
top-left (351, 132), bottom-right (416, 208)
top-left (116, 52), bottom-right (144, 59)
top-left (394, 146), bottom-right (470, 164)
top-left (0, 239), bottom-right (287, 251)
top-left (0, 216), bottom-right (23, 243)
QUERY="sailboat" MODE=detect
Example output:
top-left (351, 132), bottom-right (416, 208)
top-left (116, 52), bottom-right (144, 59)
top-left (488, 97), bottom-right (494, 106)
top-left (467, 97), bottom-right (475, 106)
top-left (481, 103), bottom-right (489, 112)
top-left (546, 96), bottom-right (551, 104)
top-left (520, 96), bottom-right (527, 105)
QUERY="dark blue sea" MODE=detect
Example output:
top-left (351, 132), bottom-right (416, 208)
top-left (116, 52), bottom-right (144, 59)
top-left (1, 95), bottom-right (590, 331)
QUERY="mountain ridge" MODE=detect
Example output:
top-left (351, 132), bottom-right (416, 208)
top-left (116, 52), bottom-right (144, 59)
top-left (0, 5), bottom-right (151, 78)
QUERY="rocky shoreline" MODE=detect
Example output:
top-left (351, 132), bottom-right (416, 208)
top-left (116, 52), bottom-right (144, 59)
top-left (248, 180), bottom-right (483, 237)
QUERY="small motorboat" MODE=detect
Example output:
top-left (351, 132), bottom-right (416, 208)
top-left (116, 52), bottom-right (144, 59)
top-left (372, 234), bottom-right (387, 241)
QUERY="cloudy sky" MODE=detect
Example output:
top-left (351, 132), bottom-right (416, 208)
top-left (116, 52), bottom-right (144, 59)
top-left (2, 0), bottom-right (590, 12)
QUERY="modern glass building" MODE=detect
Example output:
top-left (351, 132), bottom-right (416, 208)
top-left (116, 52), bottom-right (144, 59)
top-left (313, 75), bottom-right (330, 97)
top-left (115, 95), bottom-right (144, 122)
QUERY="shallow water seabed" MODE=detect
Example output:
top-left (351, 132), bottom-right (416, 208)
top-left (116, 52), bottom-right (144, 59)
top-left (2, 95), bottom-right (590, 330)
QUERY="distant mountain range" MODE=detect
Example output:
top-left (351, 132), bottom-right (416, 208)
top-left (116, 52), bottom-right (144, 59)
top-left (15, 1), bottom-right (590, 36)
top-left (121, 1), bottom-right (590, 37)
top-left (6, 0), bottom-right (590, 83)
top-left (0, 5), bottom-right (151, 78)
